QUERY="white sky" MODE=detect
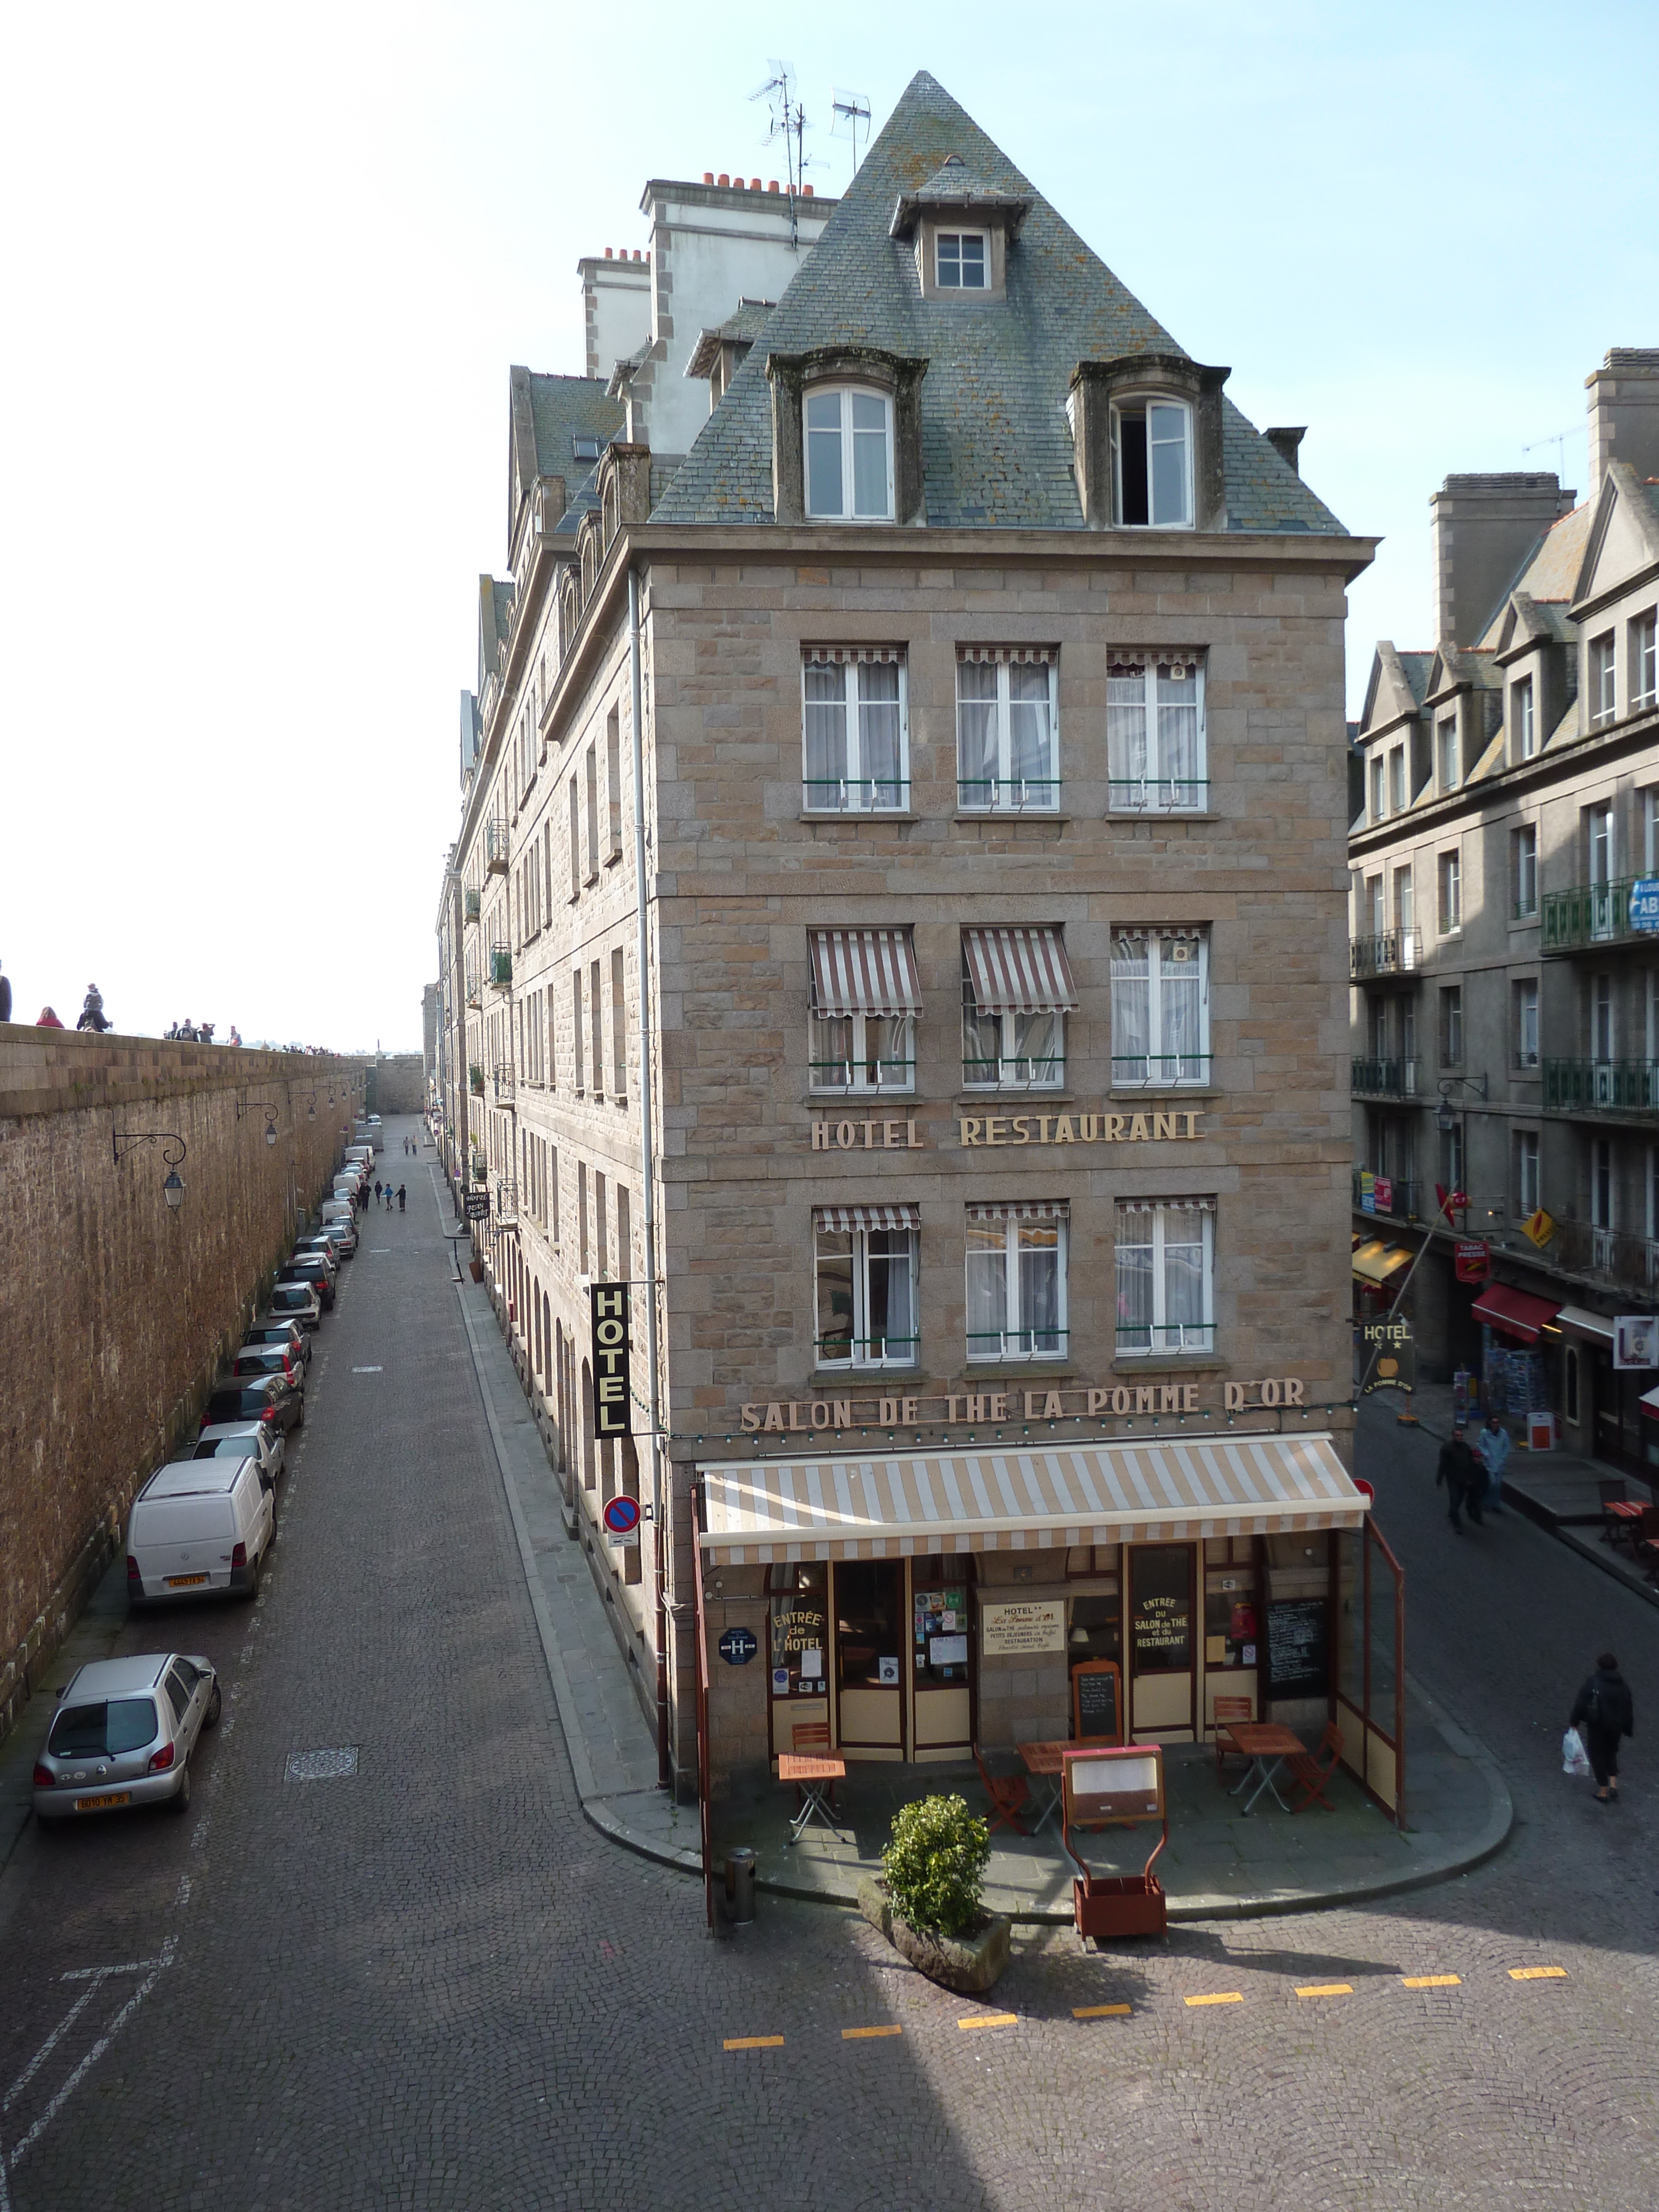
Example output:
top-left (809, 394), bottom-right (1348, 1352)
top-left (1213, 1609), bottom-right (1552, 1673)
top-left (3, 0), bottom-right (1653, 1049)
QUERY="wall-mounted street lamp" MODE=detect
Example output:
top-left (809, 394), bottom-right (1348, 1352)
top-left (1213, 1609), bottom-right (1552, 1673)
top-left (112, 1130), bottom-right (188, 1211)
top-left (237, 1097), bottom-right (281, 1147)
top-left (1434, 1074), bottom-right (1488, 1134)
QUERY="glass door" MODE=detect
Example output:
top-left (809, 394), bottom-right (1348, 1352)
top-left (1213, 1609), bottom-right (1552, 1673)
top-left (1127, 1543), bottom-right (1197, 1740)
top-left (833, 1561), bottom-right (905, 1759)
top-left (768, 1564), bottom-right (830, 1762)
top-left (907, 1556), bottom-right (974, 1760)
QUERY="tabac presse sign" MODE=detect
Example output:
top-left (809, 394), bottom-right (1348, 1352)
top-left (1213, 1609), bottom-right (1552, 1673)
top-left (588, 1280), bottom-right (633, 1439)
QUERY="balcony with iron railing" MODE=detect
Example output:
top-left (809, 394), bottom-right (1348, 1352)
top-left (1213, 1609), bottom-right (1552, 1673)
top-left (463, 886), bottom-right (481, 923)
top-left (1550, 1218), bottom-right (1659, 1291)
top-left (1541, 877), bottom-right (1648, 953)
top-left (1352, 1169), bottom-right (1422, 1222)
top-left (469, 1148), bottom-right (487, 1183)
top-left (465, 975), bottom-right (482, 1009)
top-left (493, 1062), bottom-right (515, 1103)
top-left (956, 776), bottom-right (1061, 813)
top-left (1352, 1057), bottom-right (1419, 1098)
top-left (1107, 776), bottom-right (1208, 814)
top-left (485, 818), bottom-right (510, 875)
top-left (495, 1178), bottom-right (519, 1226)
top-left (489, 944), bottom-right (513, 988)
top-left (802, 776), bottom-right (911, 813)
top-left (1543, 1058), bottom-right (1659, 1119)
top-left (468, 1063), bottom-right (485, 1097)
top-left (1349, 928), bottom-right (1422, 981)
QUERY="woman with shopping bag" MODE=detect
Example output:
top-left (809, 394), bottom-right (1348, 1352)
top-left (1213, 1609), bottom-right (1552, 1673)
top-left (1568, 1652), bottom-right (1634, 1804)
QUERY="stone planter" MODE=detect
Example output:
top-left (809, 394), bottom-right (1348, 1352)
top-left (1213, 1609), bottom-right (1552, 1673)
top-left (856, 1876), bottom-right (1010, 1995)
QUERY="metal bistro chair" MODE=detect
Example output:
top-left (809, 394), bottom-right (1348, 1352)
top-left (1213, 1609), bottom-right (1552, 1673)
top-left (1212, 1696), bottom-right (1255, 1778)
top-left (1285, 1723), bottom-right (1345, 1814)
top-left (1598, 1478), bottom-right (1635, 1553)
top-left (788, 1720), bottom-right (839, 1826)
top-left (972, 1743), bottom-right (1031, 1837)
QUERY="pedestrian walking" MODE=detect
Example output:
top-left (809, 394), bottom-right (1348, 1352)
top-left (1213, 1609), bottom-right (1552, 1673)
top-left (374, 1180), bottom-right (383, 1203)
top-left (397, 1183), bottom-right (406, 1211)
top-left (1434, 1422), bottom-right (1484, 1532)
top-left (1568, 1651), bottom-right (1634, 1804)
top-left (1473, 1412), bottom-right (1510, 1516)
top-left (385, 1183), bottom-right (394, 1210)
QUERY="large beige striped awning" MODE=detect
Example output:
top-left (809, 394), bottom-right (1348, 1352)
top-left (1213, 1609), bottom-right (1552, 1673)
top-left (808, 928), bottom-right (922, 1019)
top-left (962, 925), bottom-right (1078, 1015)
top-left (698, 1432), bottom-right (1366, 1564)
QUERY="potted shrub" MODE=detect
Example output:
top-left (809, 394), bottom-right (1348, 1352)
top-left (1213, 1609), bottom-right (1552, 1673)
top-left (857, 1793), bottom-right (1010, 1995)
top-left (468, 1064), bottom-right (486, 1096)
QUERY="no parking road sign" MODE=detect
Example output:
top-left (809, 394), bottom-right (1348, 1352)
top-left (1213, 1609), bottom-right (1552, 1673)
top-left (603, 1494), bottom-right (642, 1548)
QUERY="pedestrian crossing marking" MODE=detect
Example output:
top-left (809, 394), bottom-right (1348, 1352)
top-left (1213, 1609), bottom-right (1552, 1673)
top-left (724, 2035), bottom-right (784, 2051)
top-left (842, 2025), bottom-right (901, 2040)
top-left (1184, 1993), bottom-right (1244, 2007)
top-left (1401, 1974), bottom-right (1462, 1989)
top-left (1295, 1984), bottom-right (1353, 1999)
top-left (958, 2012), bottom-right (1018, 2031)
top-left (1509, 1966), bottom-right (1567, 1981)
top-left (1073, 2004), bottom-right (1131, 2018)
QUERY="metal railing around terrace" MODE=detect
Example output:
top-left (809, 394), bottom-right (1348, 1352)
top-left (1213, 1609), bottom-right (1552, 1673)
top-left (493, 1063), bottom-right (515, 1103)
top-left (1352, 1170), bottom-right (1422, 1221)
top-left (810, 1058), bottom-right (916, 1093)
top-left (813, 1332), bottom-right (920, 1368)
top-left (801, 777), bottom-right (911, 813)
top-left (1107, 776), bottom-right (1208, 814)
top-left (1349, 929), bottom-right (1422, 980)
top-left (1551, 1218), bottom-right (1659, 1291)
top-left (1543, 1058), bottom-right (1659, 1118)
top-left (489, 945), bottom-right (513, 988)
top-left (485, 818), bottom-right (510, 875)
top-left (956, 776), bottom-right (1061, 813)
top-left (1352, 1057), bottom-right (1420, 1098)
top-left (1541, 877), bottom-right (1645, 953)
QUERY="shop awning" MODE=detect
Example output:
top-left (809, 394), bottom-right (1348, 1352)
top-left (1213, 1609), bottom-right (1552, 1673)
top-left (1640, 1386), bottom-right (1659, 1425)
top-left (1352, 1240), bottom-right (1411, 1287)
top-left (962, 926), bottom-right (1078, 1014)
top-left (808, 928), bottom-right (922, 1019)
top-left (1469, 1282), bottom-right (1561, 1344)
top-left (1553, 1304), bottom-right (1614, 1344)
top-left (698, 1432), bottom-right (1368, 1564)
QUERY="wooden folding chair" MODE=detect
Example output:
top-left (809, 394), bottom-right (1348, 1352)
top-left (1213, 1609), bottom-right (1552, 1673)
top-left (1212, 1695), bottom-right (1254, 1777)
top-left (1285, 1722), bottom-right (1344, 1813)
top-left (972, 1743), bottom-right (1031, 1837)
top-left (1598, 1479), bottom-right (1634, 1551)
top-left (790, 1720), bottom-right (837, 1819)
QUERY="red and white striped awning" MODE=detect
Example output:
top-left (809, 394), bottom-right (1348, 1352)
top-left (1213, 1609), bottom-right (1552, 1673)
top-left (963, 926), bottom-right (1078, 1015)
top-left (802, 645), bottom-right (905, 665)
top-left (966, 1201), bottom-right (1070, 1223)
top-left (809, 929), bottom-right (922, 1019)
top-left (957, 645), bottom-right (1057, 665)
top-left (813, 1203), bottom-right (921, 1233)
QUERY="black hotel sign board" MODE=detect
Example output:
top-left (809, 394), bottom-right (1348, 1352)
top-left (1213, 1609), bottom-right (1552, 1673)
top-left (589, 1281), bottom-right (633, 1439)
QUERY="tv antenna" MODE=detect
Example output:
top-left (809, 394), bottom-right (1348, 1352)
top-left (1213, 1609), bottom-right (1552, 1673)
top-left (1521, 425), bottom-right (1576, 479)
top-left (831, 87), bottom-right (870, 187)
top-left (753, 61), bottom-right (807, 248)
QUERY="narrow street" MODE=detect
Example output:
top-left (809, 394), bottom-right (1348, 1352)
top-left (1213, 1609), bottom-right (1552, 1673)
top-left (1, 1120), bottom-right (1655, 2210)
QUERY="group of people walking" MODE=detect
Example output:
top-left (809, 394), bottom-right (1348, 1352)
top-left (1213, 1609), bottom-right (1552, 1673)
top-left (367, 1178), bottom-right (406, 1213)
top-left (1434, 1413), bottom-right (1510, 1531)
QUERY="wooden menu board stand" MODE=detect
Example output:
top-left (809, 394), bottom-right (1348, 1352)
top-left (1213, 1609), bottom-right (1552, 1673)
top-left (1071, 1658), bottom-right (1123, 1745)
top-left (1061, 1744), bottom-right (1168, 1943)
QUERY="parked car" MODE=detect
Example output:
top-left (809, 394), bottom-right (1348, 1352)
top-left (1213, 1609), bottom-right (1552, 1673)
top-left (266, 1284), bottom-right (322, 1332)
top-left (231, 1343), bottom-right (305, 1389)
top-left (33, 1652), bottom-right (220, 1820)
top-left (300, 1220), bottom-right (355, 1261)
top-left (275, 1255), bottom-right (335, 1311)
top-left (128, 1454), bottom-right (275, 1601)
top-left (243, 1317), bottom-right (311, 1369)
top-left (344, 1146), bottom-right (374, 1173)
top-left (200, 1373), bottom-right (304, 1436)
top-left (194, 1422), bottom-right (285, 1489)
top-left (330, 1173), bottom-right (362, 1199)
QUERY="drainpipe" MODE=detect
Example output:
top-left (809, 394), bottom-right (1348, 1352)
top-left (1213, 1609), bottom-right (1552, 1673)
top-left (629, 562), bottom-right (672, 1791)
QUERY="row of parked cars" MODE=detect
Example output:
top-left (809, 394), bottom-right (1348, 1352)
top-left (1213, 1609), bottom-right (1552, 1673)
top-left (32, 1120), bottom-right (385, 1822)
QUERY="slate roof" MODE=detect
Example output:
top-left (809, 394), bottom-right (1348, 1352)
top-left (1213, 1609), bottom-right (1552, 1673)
top-left (526, 374), bottom-right (625, 480)
top-left (685, 304), bottom-right (778, 380)
top-left (653, 71), bottom-right (1343, 535)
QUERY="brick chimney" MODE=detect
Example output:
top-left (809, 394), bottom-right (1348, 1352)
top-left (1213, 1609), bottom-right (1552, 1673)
top-left (1587, 348), bottom-right (1659, 498)
top-left (1429, 473), bottom-right (1577, 649)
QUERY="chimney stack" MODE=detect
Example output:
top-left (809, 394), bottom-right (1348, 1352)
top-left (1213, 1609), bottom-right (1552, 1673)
top-left (1430, 473), bottom-right (1577, 650)
top-left (1265, 426), bottom-right (1306, 476)
top-left (1587, 349), bottom-right (1659, 499)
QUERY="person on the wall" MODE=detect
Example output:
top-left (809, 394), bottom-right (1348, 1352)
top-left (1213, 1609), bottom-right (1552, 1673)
top-left (36, 1005), bottom-right (64, 1029)
top-left (76, 983), bottom-right (112, 1033)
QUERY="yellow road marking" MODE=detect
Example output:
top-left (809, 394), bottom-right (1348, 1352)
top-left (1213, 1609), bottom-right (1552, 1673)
top-left (1184, 1992), bottom-right (1244, 2007)
top-left (723, 2036), bottom-right (784, 2051)
top-left (958, 2012), bottom-right (1018, 2031)
top-left (1073, 2004), bottom-right (1132, 2018)
top-left (1509, 1966), bottom-right (1567, 1981)
top-left (1295, 1983), bottom-right (1353, 1999)
top-left (1401, 1974), bottom-right (1462, 1989)
top-left (842, 2025), bottom-right (901, 2040)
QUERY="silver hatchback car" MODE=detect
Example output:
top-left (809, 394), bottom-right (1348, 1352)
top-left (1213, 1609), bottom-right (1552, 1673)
top-left (33, 1652), bottom-right (220, 1820)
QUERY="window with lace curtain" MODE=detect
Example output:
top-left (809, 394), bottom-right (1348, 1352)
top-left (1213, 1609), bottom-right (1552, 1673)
top-left (956, 649), bottom-right (1058, 812)
top-left (801, 649), bottom-right (907, 811)
top-left (1110, 928), bottom-right (1210, 1087)
top-left (1106, 654), bottom-right (1206, 812)
top-left (1115, 1199), bottom-right (1214, 1356)
top-left (965, 1204), bottom-right (1068, 1363)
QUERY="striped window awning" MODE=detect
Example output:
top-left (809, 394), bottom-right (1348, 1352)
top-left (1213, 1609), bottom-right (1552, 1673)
top-left (1108, 653), bottom-right (1203, 678)
top-left (698, 1432), bottom-right (1368, 1564)
top-left (957, 645), bottom-right (1057, 665)
top-left (809, 929), bottom-right (922, 1020)
top-left (962, 926), bottom-right (1078, 1015)
top-left (813, 1203), bottom-right (921, 1234)
top-left (966, 1201), bottom-right (1069, 1223)
top-left (1117, 1196), bottom-right (1216, 1215)
top-left (802, 644), bottom-right (905, 665)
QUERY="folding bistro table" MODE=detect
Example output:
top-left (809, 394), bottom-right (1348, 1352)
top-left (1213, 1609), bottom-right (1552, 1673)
top-left (1016, 1741), bottom-right (1072, 1835)
top-left (1225, 1722), bottom-right (1305, 1814)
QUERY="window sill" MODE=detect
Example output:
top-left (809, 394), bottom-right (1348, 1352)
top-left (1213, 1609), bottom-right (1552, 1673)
top-left (801, 809), bottom-right (919, 825)
top-left (604, 849), bottom-right (623, 869)
top-left (1510, 912), bottom-right (1540, 928)
top-left (1106, 810), bottom-right (1219, 825)
top-left (954, 812), bottom-right (1071, 827)
top-left (807, 1366), bottom-right (921, 1387)
top-left (584, 873), bottom-right (601, 889)
top-left (954, 1090), bottom-right (1073, 1107)
top-left (1108, 1084), bottom-right (1218, 1100)
top-left (1110, 1354), bottom-right (1226, 1375)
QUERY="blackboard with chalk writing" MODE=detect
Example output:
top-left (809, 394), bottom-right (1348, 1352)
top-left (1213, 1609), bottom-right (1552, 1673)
top-left (1072, 1660), bottom-right (1122, 1744)
top-left (1265, 1599), bottom-right (1328, 1698)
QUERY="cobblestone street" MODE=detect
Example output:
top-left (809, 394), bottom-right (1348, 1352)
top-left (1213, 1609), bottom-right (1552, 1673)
top-left (2, 1119), bottom-right (1655, 2211)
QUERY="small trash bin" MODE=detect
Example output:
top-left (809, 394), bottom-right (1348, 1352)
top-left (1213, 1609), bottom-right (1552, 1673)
top-left (724, 1846), bottom-right (757, 1924)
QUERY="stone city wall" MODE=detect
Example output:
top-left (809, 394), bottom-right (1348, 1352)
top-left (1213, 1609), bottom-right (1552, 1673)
top-left (0, 1027), bottom-right (363, 1739)
top-left (368, 1055), bottom-right (427, 1116)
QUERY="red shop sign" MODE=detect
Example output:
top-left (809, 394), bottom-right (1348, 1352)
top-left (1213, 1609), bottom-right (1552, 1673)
top-left (1454, 1239), bottom-right (1490, 1284)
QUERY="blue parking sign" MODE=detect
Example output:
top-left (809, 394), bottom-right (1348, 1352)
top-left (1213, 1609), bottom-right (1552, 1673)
top-left (1630, 878), bottom-right (1659, 933)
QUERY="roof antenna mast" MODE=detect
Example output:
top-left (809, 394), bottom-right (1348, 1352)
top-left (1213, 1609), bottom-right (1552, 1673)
top-left (753, 61), bottom-right (808, 251)
top-left (831, 88), bottom-right (870, 190)
top-left (1521, 426), bottom-right (1575, 479)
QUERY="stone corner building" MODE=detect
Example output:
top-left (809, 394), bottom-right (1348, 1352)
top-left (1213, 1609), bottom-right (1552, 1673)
top-left (436, 72), bottom-right (1374, 1800)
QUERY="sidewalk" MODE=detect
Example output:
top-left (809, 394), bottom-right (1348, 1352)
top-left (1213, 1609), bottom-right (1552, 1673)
top-left (1376, 1378), bottom-right (1659, 1613)
top-left (460, 1260), bottom-right (1515, 1923)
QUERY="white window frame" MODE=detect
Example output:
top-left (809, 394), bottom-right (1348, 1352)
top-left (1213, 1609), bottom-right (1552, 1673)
top-left (1515, 1129), bottom-right (1540, 1219)
top-left (1110, 398), bottom-right (1193, 529)
top-left (1515, 978), bottom-right (1539, 1068)
top-left (1437, 714), bottom-right (1459, 791)
top-left (1634, 610), bottom-right (1658, 711)
top-left (1591, 1136), bottom-right (1615, 1231)
top-left (1394, 865), bottom-right (1415, 936)
top-left (1388, 746), bottom-right (1405, 812)
top-left (803, 384), bottom-right (895, 521)
top-left (800, 655), bottom-right (909, 812)
top-left (935, 229), bottom-right (988, 289)
top-left (1513, 675), bottom-right (1536, 760)
top-left (1644, 788), bottom-right (1659, 873)
top-left (1590, 632), bottom-right (1616, 727)
top-left (1514, 823), bottom-right (1538, 917)
top-left (960, 983), bottom-right (1063, 1092)
top-left (814, 1221), bottom-right (918, 1369)
top-left (1588, 801), bottom-right (1615, 886)
top-left (808, 1006), bottom-right (915, 1096)
top-left (1369, 755), bottom-right (1385, 823)
top-left (1114, 1202), bottom-right (1214, 1358)
top-left (1591, 972), bottom-right (1615, 1063)
top-left (1109, 930), bottom-right (1210, 1088)
top-left (1438, 848), bottom-right (1462, 935)
top-left (1441, 985), bottom-right (1463, 1067)
top-left (1106, 656), bottom-right (1207, 813)
top-left (956, 656), bottom-right (1059, 812)
top-left (965, 1213), bottom-right (1069, 1364)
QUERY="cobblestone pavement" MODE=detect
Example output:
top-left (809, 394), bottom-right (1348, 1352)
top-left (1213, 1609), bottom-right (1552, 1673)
top-left (1, 1126), bottom-right (1655, 2210)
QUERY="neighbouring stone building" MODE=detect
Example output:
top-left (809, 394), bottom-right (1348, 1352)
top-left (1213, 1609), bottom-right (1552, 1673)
top-left (1350, 349), bottom-right (1659, 1477)
top-left (439, 74), bottom-right (1377, 1804)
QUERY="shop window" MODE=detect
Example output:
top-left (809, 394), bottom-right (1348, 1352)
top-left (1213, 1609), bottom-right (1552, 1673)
top-left (911, 1557), bottom-right (972, 1684)
top-left (834, 1560), bottom-right (904, 1696)
top-left (1115, 1199), bottom-right (1214, 1357)
top-left (768, 1563), bottom-right (828, 1705)
top-left (813, 1204), bottom-right (919, 1368)
top-left (1110, 928), bottom-right (1209, 1087)
top-left (1204, 1552), bottom-right (1259, 1674)
top-left (1066, 1588), bottom-right (1121, 1666)
top-left (802, 651), bottom-right (907, 811)
top-left (1107, 654), bottom-right (1206, 812)
top-left (957, 650), bottom-right (1058, 812)
top-left (965, 1202), bottom-right (1068, 1362)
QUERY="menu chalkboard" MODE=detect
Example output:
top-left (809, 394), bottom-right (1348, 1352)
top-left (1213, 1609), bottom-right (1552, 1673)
top-left (1265, 1599), bottom-right (1328, 1698)
top-left (1072, 1661), bottom-right (1121, 1744)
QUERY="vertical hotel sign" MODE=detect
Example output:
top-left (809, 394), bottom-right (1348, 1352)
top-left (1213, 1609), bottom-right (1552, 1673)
top-left (589, 1281), bottom-right (633, 1438)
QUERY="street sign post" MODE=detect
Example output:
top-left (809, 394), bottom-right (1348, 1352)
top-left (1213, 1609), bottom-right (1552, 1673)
top-left (602, 1494), bottom-right (642, 1548)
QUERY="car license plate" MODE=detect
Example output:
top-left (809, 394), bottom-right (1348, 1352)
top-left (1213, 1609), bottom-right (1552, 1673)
top-left (75, 1793), bottom-right (131, 1812)
top-left (166, 1573), bottom-right (209, 1587)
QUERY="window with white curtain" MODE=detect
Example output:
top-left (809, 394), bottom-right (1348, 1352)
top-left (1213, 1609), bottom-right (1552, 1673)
top-left (1114, 1199), bottom-right (1214, 1356)
top-left (1635, 611), bottom-right (1658, 710)
top-left (801, 651), bottom-right (907, 811)
top-left (814, 1206), bottom-right (919, 1367)
top-left (959, 925), bottom-right (1076, 1091)
top-left (808, 927), bottom-right (920, 1095)
top-left (1512, 676), bottom-right (1536, 760)
top-left (804, 387), bottom-right (894, 520)
top-left (1589, 633), bottom-right (1616, 726)
top-left (1107, 655), bottom-right (1206, 811)
top-left (1110, 929), bottom-right (1209, 1086)
top-left (956, 651), bottom-right (1058, 811)
top-left (965, 1204), bottom-right (1068, 1363)
top-left (1438, 716), bottom-right (1459, 791)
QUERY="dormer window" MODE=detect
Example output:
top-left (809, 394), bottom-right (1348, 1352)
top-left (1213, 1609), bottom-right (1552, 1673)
top-left (805, 387), bottom-right (894, 520)
top-left (1112, 400), bottom-right (1193, 528)
top-left (936, 231), bottom-right (988, 289)
top-left (572, 434), bottom-right (602, 463)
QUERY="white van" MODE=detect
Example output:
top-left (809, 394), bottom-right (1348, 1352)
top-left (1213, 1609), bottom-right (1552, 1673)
top-left (345, 1146), bottom-right (374, 1172)
top-left (127, 1458), bottom-right (273, 1604)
